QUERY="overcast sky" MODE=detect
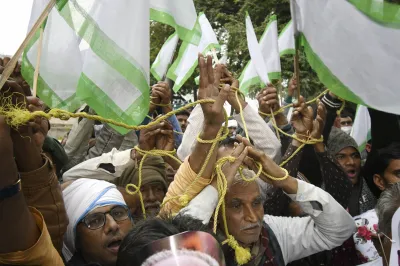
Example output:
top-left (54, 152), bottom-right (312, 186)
top-left (0, 0), bottom-right (34, 56)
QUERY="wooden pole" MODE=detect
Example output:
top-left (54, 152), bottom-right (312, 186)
top-left (294, 49), bottom-right (301, 102)
top-left (33, 27), bottom-right (44, 97)
top-left (0, 0), bottom-right (56, 89)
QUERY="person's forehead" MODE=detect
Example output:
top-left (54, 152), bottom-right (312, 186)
top-left (177, 114), bottom-right (189, 119)
top-left (386, 159), bottom-right (400, 172)
top-left (142, 181), bottom-right (165, 189)
top-left (337, 146), bottom-right (358, 155)
top-left (340, 117), bottom-right (352, 121)
top-left (87, 204), bottom-right (118, 215)
top-left (226, 182), bottom-right (260, 200)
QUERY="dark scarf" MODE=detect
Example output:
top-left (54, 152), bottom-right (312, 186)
top-left (224, 223), bottom-right (284, 266)
top-left (65, 252), bottom-right (100, 266)
top-left (348, 176), bottom-right (377, 216)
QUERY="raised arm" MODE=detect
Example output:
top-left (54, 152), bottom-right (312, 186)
top-left (0, 81), bottom-right (63, 265)
top-left (161, 54), bottom-right (231, 214)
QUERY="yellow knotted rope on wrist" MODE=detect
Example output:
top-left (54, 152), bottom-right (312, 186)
top-left (160, 108), bottom-right (230, 208)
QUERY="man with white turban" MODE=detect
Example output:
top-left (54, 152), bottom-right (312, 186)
top-left (62, 178), bottom-right (132, 266)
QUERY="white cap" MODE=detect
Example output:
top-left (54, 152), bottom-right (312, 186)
top-left (228, 120), bottom-right (238, 128)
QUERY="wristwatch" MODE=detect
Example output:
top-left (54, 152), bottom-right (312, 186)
top-left (0, 178), bottom-right (22, 200)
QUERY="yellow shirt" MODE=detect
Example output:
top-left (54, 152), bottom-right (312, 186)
top-left (161, 157), bottom-right (212, 215)
top-left (0, 207), bottom-right (64, 265)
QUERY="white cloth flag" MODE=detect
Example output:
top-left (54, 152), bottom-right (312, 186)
top-left (151, 32), bottom-right (179, 81)
top-left (278, 20), bottom-right (295, 56)
top-left (22, 0), bottom-right (83, 110)
top-left (167, 13), bottom-right (219, 92)
top-left (22, 0), bottom-right (150, 134)
top-left (291, 0), bottom-right (400, 115)
top-left (350, 105), bottom-right (371, 151)
top-left (150, 0), bottom-right (201, 45)
top-left (241, 14), bottom-right (280, 94)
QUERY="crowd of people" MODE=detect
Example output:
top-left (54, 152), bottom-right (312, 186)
top-left (0, 53), bottom-right (400, 266)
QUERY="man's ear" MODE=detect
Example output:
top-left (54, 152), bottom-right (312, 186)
top-left (373, 174), bottom-right (386, 191)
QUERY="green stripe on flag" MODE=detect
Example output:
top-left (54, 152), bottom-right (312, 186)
top-left (241, 77), bottom-right (261, 95)
top-left (21, 13), bottom-right (82, 111)
top-left (22, 52), bottom-right (83, 111)
top-left (300, 34), bottom-right (367, 106)
top-left (150, 9), bottom-right (201, 45)
top-left (167, 42), bottom-right (219, 92)
top-left (150, 68), bottom-right (163, 82)
top-left (151, 32), bottom-right (177, 81)
top-left (268, 72), bottom-right (281, 81)
top-left (349, 0), bottom-right (400, 29)
top-left (280, 49), bottom-right (296, 56)
top-left (60, 0), bottom-right (149, 97)
top-left (77, 74), bottom-right (149, 134)
top-left (279, 20), bottom-right (292, 38)
top-left (58, 0), bottom-right (150, 130)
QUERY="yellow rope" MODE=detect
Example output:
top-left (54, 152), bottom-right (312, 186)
top-left (0, 85), bottom-right (333, 266)
top-left (0, 99), bottom-right (210, 130)
top-left (151, 102), bottom-right (171, 107)
top-left (258, 89), bottom-right (330, 118)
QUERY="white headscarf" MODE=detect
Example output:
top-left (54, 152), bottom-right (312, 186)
top-left (62, 178), bottom-right (127, 261)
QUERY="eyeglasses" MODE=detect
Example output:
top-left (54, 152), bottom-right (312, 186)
top-left (80, 205), bottom-right (130, 230)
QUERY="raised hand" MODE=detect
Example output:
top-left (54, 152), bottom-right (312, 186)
top-left (155, 121), bottom-right (174, 151)
top-left (290, 96), bottom-right (314, 141)
top-left (310, 101), bottom-right (327, 140)
top-left (198, 54), bottom-right (230, 127)
top-left (257, 84), bottom-right (280, 115)
top-left (217, 65), bottom-right (247, 113)
top-left (287, 77), bottom-right (297, 98)
top-left (1, 79), bottom-right (43, 172)
top-left (152, 81), bottom-right (172, 114)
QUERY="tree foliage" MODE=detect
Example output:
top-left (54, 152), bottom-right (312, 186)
top-left (150, 0), bottom-right (325, 100)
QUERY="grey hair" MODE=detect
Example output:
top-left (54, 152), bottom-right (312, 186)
top-left (376, 182), bottom-right (400, 236)
top-left (231, 168), bottom-right (271, 202)
top-left (142, 249), bottom-right (219, 266)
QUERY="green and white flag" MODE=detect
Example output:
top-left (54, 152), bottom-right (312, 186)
top-left (351, 105), bottom-right (371, 152)
top-left (150, 0), bottom-right (201, 45)
top-left (291, 0), bottom-right (400, 115)
top-left (240, 14), bottom-right (281, 94)
top-left (151, 32), bottom-right (179, 81)
top-left (23, 0), bottom-right (150, 134)
top-left (23, 0), bottom-right (83, 111)
top-left (167, 13), bottom-right (219, 92)
top-left (278, 20), bottom-right (295, 56)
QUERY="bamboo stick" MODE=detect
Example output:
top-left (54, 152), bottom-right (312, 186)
top-left (33, 27), bottom-right (44, 97)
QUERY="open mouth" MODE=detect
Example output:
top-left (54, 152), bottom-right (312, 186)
top-left (107, 240), bottom-right (122, 254)
top-left (145, 205), bottom-right (160, 212)
top-left (346, 169), bottom-right (357, 178)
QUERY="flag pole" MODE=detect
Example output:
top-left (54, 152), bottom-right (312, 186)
top-left (290, 0), bottom-right (301, 101)
top-left (212, 48), bottom-right (219, 64)
top-left (0, 0), bottom-right (56, 89)
top-left (294, 48), bottom-right (301, 101)
top-left (33, 27), bottom-right (44, 97)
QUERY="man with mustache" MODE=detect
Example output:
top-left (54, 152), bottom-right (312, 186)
top-left (181, 139), bottom-right (356, 266)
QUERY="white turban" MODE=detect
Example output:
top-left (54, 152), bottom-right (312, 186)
top-left (62, 178), bottom-right (127, 261)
